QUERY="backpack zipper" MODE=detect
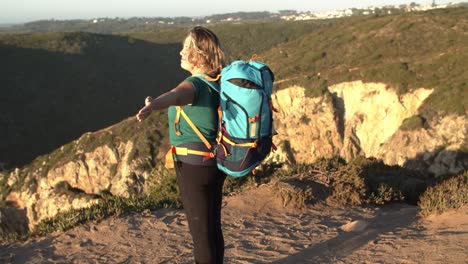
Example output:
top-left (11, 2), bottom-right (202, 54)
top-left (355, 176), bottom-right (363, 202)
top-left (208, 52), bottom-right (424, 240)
top-left (223, 92), bottom-right (252, 139)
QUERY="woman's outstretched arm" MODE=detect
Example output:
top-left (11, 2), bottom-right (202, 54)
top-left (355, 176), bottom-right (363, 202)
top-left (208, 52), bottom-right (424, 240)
top-left (136, 81), bottom-right (194, 122)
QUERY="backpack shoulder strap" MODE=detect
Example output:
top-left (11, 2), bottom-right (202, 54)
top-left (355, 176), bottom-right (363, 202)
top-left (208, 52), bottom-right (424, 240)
top-left (174, 106), bottom-right (212, 151)
top-left (172, 74), bottom-right (221, 153)
top-left (192, 73), bottom-right (220, 94)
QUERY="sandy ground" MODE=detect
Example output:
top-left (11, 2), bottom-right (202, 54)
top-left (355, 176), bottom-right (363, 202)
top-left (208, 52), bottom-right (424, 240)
top-left (1, 183), bottom-right (467, 264)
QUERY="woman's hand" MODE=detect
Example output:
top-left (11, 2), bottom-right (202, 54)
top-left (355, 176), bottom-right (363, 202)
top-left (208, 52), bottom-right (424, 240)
top-left (136, 96), bottom-right (154, 122)
top-left (145, 96), bottom-right (152, 106)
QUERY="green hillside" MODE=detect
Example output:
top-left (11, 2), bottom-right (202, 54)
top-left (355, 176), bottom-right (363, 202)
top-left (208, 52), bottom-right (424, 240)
top-left (264, 8), bottom-right (468, 119)
top-left (127, 20), bottom-right (328, 60)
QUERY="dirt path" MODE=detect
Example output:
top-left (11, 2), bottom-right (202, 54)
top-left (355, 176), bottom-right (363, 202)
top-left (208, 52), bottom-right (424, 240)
top-left (1, 183), bottom-right (467, 264)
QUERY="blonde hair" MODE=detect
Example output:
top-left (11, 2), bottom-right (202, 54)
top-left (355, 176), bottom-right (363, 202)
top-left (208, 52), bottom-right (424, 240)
top-left (185, 26), bottom-right (226, 77)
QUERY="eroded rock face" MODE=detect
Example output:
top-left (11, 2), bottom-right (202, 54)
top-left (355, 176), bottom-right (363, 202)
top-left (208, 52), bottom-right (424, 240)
top-left (272, 81), bottom-right (466, 176)
top-left (44, 142), bottom-right (146, 198)
top-left (272, 86), bottom-right (342, 165)
top-left (5, 140), bottom-right (158, 229)
top-left (329, 82), bottom-right (433, 158)
top-left (379, 115), bottom-right (467, 175)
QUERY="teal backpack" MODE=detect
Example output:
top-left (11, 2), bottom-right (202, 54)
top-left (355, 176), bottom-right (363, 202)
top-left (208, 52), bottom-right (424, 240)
top-left (174, 59), bottom-right (277, 177)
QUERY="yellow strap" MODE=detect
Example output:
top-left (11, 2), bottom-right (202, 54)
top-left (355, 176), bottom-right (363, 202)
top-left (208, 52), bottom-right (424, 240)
top-left (216, 128), bottom-right (223, 144)
top-left (217, 106), bottom-right (222, 124)
top-left (218, 142), bottom-right (229, 156)
top-left (222, 136), bottom-right (256, 147)
top-left (174, 106), bottom-right (182, 135)
top-left (250, 123), bottom-right (257, 138)
top-left (164, 149), bottom-right (174, 169)
top-left (203, 74), bottom-right (220, 82)
top-left (173, 147), bottom-right (214, 158)
top-left (178, 107), bottom-right (212, 150)
top-left (193, 73), bottom-right (221, 82)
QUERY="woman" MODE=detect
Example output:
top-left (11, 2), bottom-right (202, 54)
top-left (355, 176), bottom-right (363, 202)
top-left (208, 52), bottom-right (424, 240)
top-left (136, 26), bottom-right (226, 264)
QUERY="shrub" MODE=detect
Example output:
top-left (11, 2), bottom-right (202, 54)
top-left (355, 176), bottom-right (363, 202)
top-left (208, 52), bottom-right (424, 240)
top-left (400, 115), bottom-right (426, 131)
top-left (273, 178), bottom-right (314, 208)
top-left (418, 171), bottom-right (468, 217)
top-left (268, 156), bottom-right (427, 207)
top-left (147, 170), bottom-right (180, 208)
top-left (32, 194), bottom-right (164, 236)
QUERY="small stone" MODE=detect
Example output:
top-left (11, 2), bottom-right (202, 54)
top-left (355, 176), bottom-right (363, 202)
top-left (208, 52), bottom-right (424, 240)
top-left (79, 238), bottom-right (94, 247)
top-left (340, 220), bottom-right (369, 232)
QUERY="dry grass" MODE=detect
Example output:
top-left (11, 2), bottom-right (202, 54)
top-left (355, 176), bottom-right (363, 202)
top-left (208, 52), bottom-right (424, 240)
top-left (418, 171), bottom-right (468, 217)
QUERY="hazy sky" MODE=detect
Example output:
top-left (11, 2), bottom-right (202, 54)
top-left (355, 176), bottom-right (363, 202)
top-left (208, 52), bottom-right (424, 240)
top-left (1, 0), bottom-right (461, 23)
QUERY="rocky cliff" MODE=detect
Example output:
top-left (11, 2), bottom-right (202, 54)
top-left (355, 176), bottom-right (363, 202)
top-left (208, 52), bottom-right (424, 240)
top-left (4, 140), bottom-right (155, 229)
top-left (2, 115), bottom-right (169, 230)
top-left (271, 81), bottom-right (467, 176)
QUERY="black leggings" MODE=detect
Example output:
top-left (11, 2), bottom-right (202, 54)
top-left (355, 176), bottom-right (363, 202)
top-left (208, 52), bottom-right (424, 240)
top-left (175, 161), bottom-right (226, 264)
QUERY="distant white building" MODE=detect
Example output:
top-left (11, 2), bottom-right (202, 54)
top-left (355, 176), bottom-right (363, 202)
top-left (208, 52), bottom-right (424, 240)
top-left (312, 9), bottom-right (354, 19)
top-left (279, 3), bottom-right (452, 21)
top-left (221, 17), bottom-right (241, 22)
